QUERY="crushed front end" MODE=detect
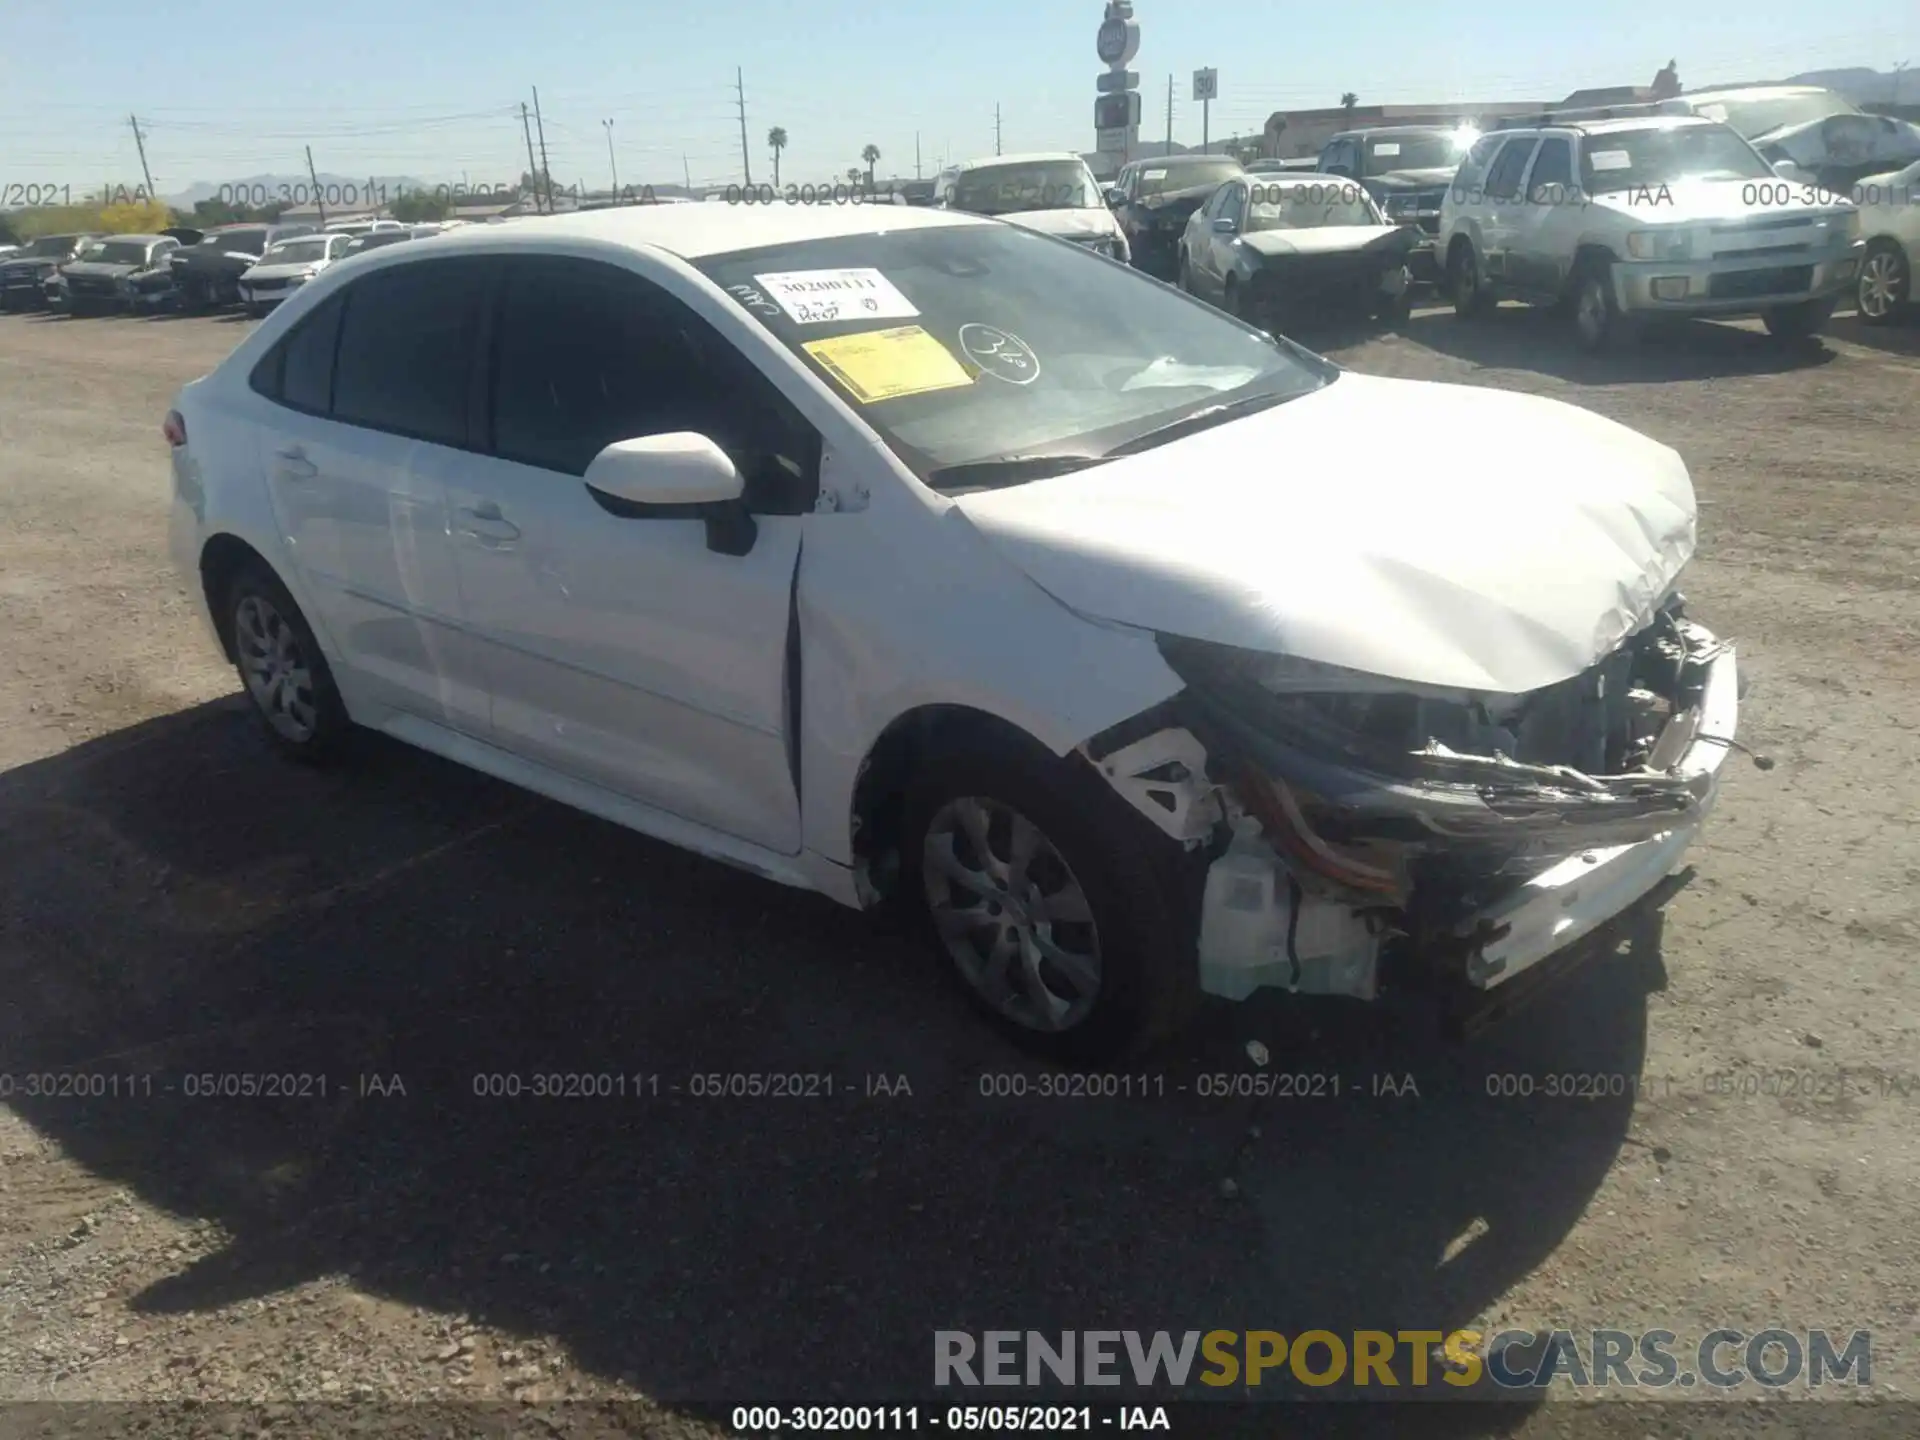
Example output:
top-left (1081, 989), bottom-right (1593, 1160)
top-left (1082, 597), bottom-right (1741, 1027)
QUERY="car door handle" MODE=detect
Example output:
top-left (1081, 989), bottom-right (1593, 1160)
top-left (274, 447), bottom-right (317, 480)
top-left (454, 505), bottom-right (521, 546)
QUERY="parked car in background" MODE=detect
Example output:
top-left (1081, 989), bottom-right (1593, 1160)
top-left (0, 233), bottom-right (95, 311)
top-left (897, 179), bottom-right (937, 206)
top-left (934, 152), bottom-right (1129, 261)
top-left (1246, 158), bottom-right (1319, 174)
top-left (1440, 116), bottom-right (1862, 350)
top-left (1852, 158), bottom-right (1920, 324)
top-left (1109, 153), bottom-right (1246, 278)
top-left (54, 234), bottom-right (186, 315)
top-left (323, 219), bottom-right (407, 239)
top-left (170, 223), bottom-right (318, 311)
top-left (1317, 126), bottom-right (1477, 285)
top-left (338, 225), bottom-right (445, 258)
top-left (1673, 85), bottom-right (1920, 191)
top-left (1179, 174), bottom-right (1417, 328)
top-left (240, 233), bottom-right (355, 316)
top-left (164, 203), bottom-right (1738, 1061)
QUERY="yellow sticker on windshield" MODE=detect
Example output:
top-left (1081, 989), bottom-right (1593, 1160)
top-left (802, 325), bottom-right (974, 404)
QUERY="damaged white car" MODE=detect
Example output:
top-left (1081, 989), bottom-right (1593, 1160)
top-left (165, 204), bottom-right (1740, 1063)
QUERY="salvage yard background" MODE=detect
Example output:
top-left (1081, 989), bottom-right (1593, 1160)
top-left (1, 301), bottom-right (1917, 1432)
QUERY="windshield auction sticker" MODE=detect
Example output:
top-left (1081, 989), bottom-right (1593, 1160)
top-left (801, 325), bottom-right (973, 403)
top-left (752, 267), bottom-right (920, 325)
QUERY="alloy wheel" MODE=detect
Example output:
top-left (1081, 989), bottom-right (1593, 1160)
top-left (1859, 247), bottom-right (1906, 321)
top-left (234, 594), bottom-right (319, 743)
top-left (922, 796), bottom-right (1102, 1033)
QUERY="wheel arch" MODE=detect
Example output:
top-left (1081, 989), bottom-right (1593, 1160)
top-left (199, 531), bottom-right (277, 663)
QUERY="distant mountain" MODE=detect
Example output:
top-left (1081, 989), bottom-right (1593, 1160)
top-left (162, 173), bottom-right (437, 209)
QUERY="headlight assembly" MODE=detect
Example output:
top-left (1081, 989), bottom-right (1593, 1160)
top-left (1626, 230), bottom-right (1691, 261)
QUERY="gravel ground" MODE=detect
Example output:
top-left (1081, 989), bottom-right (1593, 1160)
top-left (0, 298), bottom-right (1917, 1438)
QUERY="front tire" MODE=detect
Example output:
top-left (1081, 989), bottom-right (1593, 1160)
top-left (1449, 240), bottom-right (1492, 318)
top-left (902, 733), bottom-right (1199, 1065)
top-left (1571, 260), bottom-right (1634, 352)
top-left (224, 560), bottom-right (352, 764)
top-left (1176, 254), bottom-right (1194, 293)
top-left (1855, 240), bottom-right (1907, 325)
top-left (1375, 278), bottom-right (1414, 328)
top-left (1762, 295), bottom-right (1836, 341)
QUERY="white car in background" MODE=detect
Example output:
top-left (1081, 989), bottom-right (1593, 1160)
top-left (163, 204), bottom-right (1738, 1062)
top-left (1853, 158), bottom-right (1920, 324)
top-left (239, 233), bottom-right (353, 316)
top-left (934, 152), bottom-right (1130, 262)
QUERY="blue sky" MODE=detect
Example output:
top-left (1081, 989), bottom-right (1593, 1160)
top-left (3, 1), bottom-right (1913, 196)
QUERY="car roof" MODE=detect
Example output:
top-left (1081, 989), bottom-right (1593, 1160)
top-left (1681, 84), bottom-right (1840, 103)
top-left (1569, 114), bottom-right (1723, 137)
top-left (1338, 126), bottom-right (1457, 140)
top-left (949, 151), bottom-right (1087, 171)
top-left (87, 233), bottom-right (169, 244)
top-left (411, 201), bottom-right (988, 260)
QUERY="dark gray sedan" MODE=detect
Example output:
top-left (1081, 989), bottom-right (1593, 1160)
top-left (1176, 175), bottom-right (1419, 330)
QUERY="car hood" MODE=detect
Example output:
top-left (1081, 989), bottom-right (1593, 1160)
top-left (996, 208), bottom-right (1121, 242)
top-left (61, 260), bottom-right (145, 279)
top-left (243, 261), bottom-right (323, 280)
top-left (950, 373), bottom-right (1697, 694)
top-left (174, 247), bottom-right (260, 270)
top-left (1589, 176), bottom-right (1854, 224)
top-left (1238, 225), bottom-right (1414, 259)
top-left (1364, 166), bottom-right (1457, 190)
top-left (0, 255), bottom-right (62, 271)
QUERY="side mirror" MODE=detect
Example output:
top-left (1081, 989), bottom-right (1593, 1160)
top-left (1211, 216), bottom-right (1237, 233)
top-left (583, 433), bottom-right (757, 556)
top-left (1771, 158), bottom-right (1814, 183)
top-left (1105, 189), bottom-right (1124, 209)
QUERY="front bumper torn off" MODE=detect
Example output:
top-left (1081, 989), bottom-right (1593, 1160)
top-left (1090, 612), bottom-right (1739, 1010)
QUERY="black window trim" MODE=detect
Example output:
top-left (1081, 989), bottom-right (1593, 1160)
top-left (1526, 136), bottom-right (1574, 199)
top-left (478, 251), bottom-right (822, 514)
top-left (1484, 136), bottom-right (1539, 201)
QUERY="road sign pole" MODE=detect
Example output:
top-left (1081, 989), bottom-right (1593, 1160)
top-left (1203, 97), bottom-right (1210, 154)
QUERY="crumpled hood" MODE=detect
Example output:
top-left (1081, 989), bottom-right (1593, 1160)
top-left (951, 374), bottom-right (1697, 695)
top-left (243, 261), bottom-right (324, 281)
top-left (997, 207), bottom-right (1121, 243)
top-left (1239, 225), bottom-right (1413, 259)
top-left (1590, 176), bottom-right (1854, 225)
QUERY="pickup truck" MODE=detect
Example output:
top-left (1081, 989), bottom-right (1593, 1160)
top-left (1317, 125), bottom-right (1477, 284)
top-left (167, 222), bottom-right (317, 310)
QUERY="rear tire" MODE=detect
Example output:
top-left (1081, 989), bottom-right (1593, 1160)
top-left (1376, 279), bottom-right (1413, 328)
top-left (901, 732), bottom-right (1200, 1065)
top-left (222, 560), bottom-right (353, 765)
top-left (1762, 295), bottom-right (1836, 340)
top-left (1176, 255), bottom-right (1194, 293)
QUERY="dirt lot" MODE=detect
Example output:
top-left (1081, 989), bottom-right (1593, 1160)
top-left (1, 297), bottom-right (1917, 1438)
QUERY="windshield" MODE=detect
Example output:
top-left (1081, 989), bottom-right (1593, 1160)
top-left (1580, 124), bottom-right (1773, 191)
top-left (1137, 159), bottom-right (1243, 197)
top-left (259, 239), bottom-right (333, 266)
top-left (695, 225), bottom-right (1333, 489)
top-left (951, 161), bottom-right (1099, 214)
top-left (204, 228), bottom-right (269, 254)
top-left (1361, 133), bottom-right (1466, 175)
top-left (1247, 183), bottom-right (1381, 229)
top-left (23, 235), bottom-right (81, 258)
top-left (76, 239), bottom-right (154, 265)
top-left (345, 231), bottom-right (411, 254)
top-left (1692, 91), bottom-right (1859, 139)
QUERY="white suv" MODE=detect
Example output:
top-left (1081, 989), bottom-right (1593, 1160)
top-left (1439, 116), bottom-right (1864, 349)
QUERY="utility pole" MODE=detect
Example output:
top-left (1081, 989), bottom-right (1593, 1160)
top-left (1165, 75), bottom-right (1173, 156)
top-left (683, 154), bottom-right (692, 193)
top-left (304, 145), bottom-right (327, 225)
top-left (532, 87), bottom-right (556, 211)
top-left (1895, 61), bottom-right (1911, 106)
top-left (520, 102), bottom-right (542, 212)
top-left (128, 114), bottom-right (156, 200)
top-left (735, 67), bottom-right (753, 186)
top-left (995, 103), bottom-right (1002, 155)
top-left (603, 118), bottom-right (618, 201)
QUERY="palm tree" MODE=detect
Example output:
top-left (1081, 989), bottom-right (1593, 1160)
top-left (846, 165), bottom-right (862, 185)
top-left (861, 143), bottom-right (881, 188)
top-left (767, 126), bottom-right (788, 188)
top-left (1340, 92), bottom-right (1358, 114)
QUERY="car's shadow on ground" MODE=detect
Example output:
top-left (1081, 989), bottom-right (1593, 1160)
top-left (0, 700), bottom-right (1670, 1426)
top-left (1395, 304), bottom-right (1840, 384)
top-left (1824, 306), bottom-right (1920, 358)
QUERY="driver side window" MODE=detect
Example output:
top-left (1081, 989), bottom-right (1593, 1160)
top-left (486, 256), bottom-right (820, 513)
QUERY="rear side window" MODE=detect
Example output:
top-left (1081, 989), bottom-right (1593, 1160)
top-left (331, 259), bottom-right (485, 446)
top-left (247, 292), bottom-right (345, 413)
top-left (1528, 138), bottom-right (1573, 195)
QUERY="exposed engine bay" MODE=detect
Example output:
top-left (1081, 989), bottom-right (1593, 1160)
top-left (1082, 596), bottom-right (1741, 1014)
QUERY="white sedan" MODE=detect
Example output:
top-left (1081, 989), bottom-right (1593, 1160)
top-left (164, 204), bottom-right (1739, 1061)
top-left (1853, 160), bottom-right (1920, 325)
top-left (238, 233), bottom-right (353, 316)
